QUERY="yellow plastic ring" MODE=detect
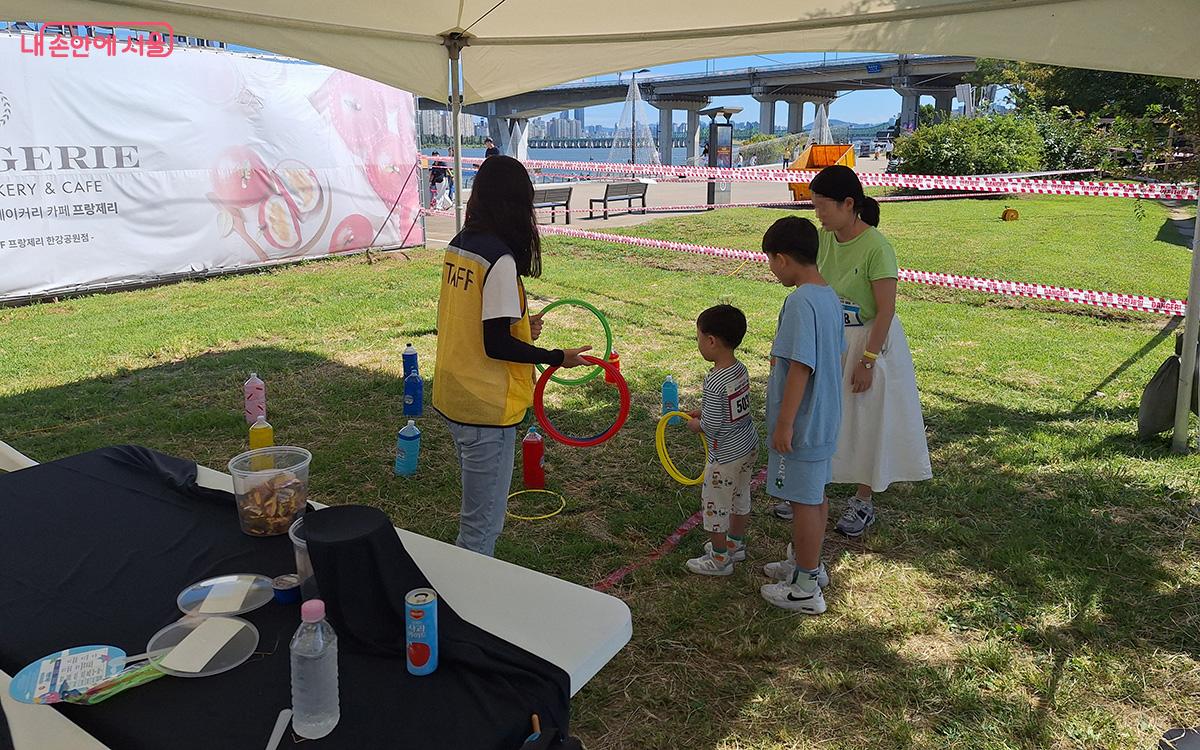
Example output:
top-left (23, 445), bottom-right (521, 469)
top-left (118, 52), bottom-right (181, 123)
top-left (506, 489), bottom-right (567, 521)
top-left (656, 411), bottom-right (708, 486)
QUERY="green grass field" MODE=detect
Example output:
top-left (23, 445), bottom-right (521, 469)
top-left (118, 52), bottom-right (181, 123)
top-left (3, 194), bottom-right (1199, 749)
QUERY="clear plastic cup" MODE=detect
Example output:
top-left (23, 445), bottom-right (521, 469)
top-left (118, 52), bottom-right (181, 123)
top-left (228, 446), bottom-right (312, 537)
top-left (288, 517), bottom-right (320, 601)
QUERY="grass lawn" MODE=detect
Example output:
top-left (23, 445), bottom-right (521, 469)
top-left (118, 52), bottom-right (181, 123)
top-left (3, 194), bottom-right (1200, 749)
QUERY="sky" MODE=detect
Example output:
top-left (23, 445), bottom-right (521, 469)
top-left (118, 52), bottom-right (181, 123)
top-left (571, 52), bottom-right (909, 128)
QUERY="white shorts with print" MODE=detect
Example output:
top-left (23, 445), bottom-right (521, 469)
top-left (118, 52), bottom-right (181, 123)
top-left (700, 451), bottom-right (757, 533)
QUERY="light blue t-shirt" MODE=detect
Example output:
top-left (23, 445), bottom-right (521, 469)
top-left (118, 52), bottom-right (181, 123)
top-left (767, 284), bottom-right (846, 461)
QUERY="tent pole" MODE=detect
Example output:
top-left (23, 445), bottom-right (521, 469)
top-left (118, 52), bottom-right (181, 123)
top-left (1170, 192), bottom-right (1200, 452)
top-left (450, 48), bottom-right (464, 232)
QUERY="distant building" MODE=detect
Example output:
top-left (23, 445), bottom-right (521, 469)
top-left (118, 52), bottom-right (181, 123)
top-left (573, 109), bottom-right (586, 126)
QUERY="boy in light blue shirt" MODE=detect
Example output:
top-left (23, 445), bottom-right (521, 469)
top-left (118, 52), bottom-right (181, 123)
top-left (758, 216), bottom-right (845, 614)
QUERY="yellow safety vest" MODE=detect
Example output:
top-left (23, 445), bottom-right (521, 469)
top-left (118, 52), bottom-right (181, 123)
top-left (433, 231), bottom-right (534, 427)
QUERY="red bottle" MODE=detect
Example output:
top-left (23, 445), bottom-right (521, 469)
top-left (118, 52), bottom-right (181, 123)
top-left (604, 350), bottom-right (621, 384)
top-left (522, 426), bottom-right (545, 489)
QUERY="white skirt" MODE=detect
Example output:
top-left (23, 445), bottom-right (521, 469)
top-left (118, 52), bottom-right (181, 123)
top-left (832, 315), bottom-right (932, 492)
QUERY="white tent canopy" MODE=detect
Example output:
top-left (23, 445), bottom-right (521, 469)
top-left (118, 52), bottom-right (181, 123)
top-left (2, 1), bottom-right (1197, 102)
top-left (5, 1), bottom-right (1200, 451)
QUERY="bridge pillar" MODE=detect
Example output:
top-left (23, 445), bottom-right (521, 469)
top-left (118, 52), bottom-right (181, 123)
top-left (489, 116), bottom-right (530, 161)
top-left (896, 89), bottom-right (920, 132)
top-left (757, 99), bottom-right (775, 136)
top-left (686, 109), bottom-right (701, 164)
top-left (786, 100), bottom-right (807, 135)
top-left (933, 90), bottom-right (954, 122)
top-left (649, 97), bottom-right (709, 165)
top-left (658, 105), bottom-right (674, 165)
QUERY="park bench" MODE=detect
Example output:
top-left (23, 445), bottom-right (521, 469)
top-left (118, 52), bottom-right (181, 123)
top-left (589, 182), bottom-right (648, 220)
top-left (533, 185), bottom-right (574, 224)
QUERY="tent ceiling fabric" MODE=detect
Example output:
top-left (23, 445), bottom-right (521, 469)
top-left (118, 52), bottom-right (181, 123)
top-left (1, 1), bottom-right (1196, 101)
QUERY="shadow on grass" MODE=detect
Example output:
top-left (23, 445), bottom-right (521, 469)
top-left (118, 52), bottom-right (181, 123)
top-left (1156, 217), bottom-right (1193, 249)
top-left (909, 390), bottom-right (1198, 658)
top-left (5, 346), bottom-right (1197, 749)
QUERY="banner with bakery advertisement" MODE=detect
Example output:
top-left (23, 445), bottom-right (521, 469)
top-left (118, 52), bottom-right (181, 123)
top-left (0, 33), bottom-right (423, 302)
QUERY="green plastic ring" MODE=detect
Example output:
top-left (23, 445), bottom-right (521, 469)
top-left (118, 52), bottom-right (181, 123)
top-left (533, 298), bottom-right (613, 385)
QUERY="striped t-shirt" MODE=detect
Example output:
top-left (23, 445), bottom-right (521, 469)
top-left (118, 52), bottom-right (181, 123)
top-left (700, 360), bottom-right (758, 464)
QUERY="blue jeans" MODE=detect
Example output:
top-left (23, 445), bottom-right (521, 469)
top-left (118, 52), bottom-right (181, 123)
top-left (446, 420), bottom-right (516, 556)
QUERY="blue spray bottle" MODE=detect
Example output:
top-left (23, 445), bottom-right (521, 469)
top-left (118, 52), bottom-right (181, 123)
top-left (394, 420), bottom-right (421, 477)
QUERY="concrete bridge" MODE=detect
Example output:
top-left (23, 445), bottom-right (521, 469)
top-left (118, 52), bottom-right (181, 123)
top-left (419, 54), bottom-right (976, 164)
top-left (527, 138), bottom-right (690, 149)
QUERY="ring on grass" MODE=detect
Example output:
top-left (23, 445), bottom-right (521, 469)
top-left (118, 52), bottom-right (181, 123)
top-left (505, 489), bottom-right (567, 521)
top-left (534, 355), bottom-right (630, 447)
top-left (656, 411), bottom-right (708, 486)
top-left (533, 299), bottom-right (613, 386)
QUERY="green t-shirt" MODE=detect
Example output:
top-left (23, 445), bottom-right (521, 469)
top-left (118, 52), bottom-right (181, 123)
top-left (816, 226), bottom-right (899, 323)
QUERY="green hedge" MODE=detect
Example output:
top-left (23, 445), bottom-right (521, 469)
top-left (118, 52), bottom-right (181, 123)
top-left (893, 115), bottom-right (1044, 175)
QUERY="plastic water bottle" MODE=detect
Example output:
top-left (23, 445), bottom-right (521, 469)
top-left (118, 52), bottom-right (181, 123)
top-left (402, 343), bottom-right (419, 380)
top-left (394, 420), bottom-right (420, 476)
top-left (243, 373), bottom-right (266, 424)
top-left (290, 599), bottom-right (339, 739)
top-left (522, 426), bottom-right (545, 489)
top-left (662, 375), bottom-right (681, 425)
top-left (403, 369), bottom-right (424, 417)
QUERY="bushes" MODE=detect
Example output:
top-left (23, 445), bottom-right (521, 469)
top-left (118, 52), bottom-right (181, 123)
top-left (893, 115), bottom-right (1043, 175)
top-left (1023, 107), bottom-right (1119, 171)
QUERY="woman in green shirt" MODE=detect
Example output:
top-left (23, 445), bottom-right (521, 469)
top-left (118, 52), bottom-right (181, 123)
top-left (772, 165), bottom-right (931, 536)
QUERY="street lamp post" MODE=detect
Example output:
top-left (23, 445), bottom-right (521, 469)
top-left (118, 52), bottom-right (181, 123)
top-left (630, 69), bottom-right (649, 166)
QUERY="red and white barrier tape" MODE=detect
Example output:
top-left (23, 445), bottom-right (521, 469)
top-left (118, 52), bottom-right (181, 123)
top-left (592, 511), bottom-right (701, 592)
top-left (534, 224), bottom-right (1187, 316)
top-left (528, 191), bottom-right (1006, 216)
top-left (455, 156), bottom-right (1196, 201)
top-left (591, 469), bottom-right (768, 592)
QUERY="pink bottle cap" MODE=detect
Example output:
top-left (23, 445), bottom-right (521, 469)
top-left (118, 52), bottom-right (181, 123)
top-left (301, 599), bottom-right (325, 623)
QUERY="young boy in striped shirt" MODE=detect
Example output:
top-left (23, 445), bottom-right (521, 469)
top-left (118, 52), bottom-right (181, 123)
top-left (685, 304), bottom-right (759, 576)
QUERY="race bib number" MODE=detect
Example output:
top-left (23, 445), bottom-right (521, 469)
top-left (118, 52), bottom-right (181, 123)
top-left (726, 378), bottom-right (751, 422)
top-left (841, 300), bottom-right (864, 327)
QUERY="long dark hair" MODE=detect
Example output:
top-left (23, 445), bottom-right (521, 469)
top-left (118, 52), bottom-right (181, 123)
top-left (464, 155), bottom-right (542, 277)
top-left (809, 164), bottom-right (880, 227)
top-left (762, 216), bottom-right (819, 265)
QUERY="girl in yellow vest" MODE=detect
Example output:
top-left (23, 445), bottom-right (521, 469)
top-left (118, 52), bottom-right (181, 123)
top-left (772, 165), bottom-right (932, 535)
top-left (433, 156), bottom-right (591, 556)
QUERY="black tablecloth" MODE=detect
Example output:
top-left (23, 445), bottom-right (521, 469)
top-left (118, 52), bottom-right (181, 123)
top-left (0, 446), bottom-right (569, 749)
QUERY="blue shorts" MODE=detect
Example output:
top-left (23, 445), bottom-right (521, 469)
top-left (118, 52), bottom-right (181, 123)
top-left (765, 452), bottom-right (831, 505)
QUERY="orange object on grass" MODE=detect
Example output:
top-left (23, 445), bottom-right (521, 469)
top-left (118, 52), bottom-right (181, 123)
top-left (787, 144), bottom-right (857, 201)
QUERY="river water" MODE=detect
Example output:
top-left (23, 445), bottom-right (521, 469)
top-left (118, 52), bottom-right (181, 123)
top-left (422, 146), bottom-right (695, 164)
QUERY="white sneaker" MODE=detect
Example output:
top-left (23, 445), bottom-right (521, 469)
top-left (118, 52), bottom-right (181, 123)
top-left (685, 550), bottom-right (734, 576)
top-left (760, 578), bottom-right (827, 613)
top-left (762, 544), bottom-right (830, 587)
top-left (704, 540), bottom-right (746, 562)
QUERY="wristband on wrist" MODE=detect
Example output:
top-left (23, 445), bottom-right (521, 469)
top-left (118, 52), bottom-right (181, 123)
top-left (862, 350), bottom-right (879, 360)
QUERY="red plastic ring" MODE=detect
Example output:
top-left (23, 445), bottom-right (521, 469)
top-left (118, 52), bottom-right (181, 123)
top-left (534, 355), bottom-right (631, 447)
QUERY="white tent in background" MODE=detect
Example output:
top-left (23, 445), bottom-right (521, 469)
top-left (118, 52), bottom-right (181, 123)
top-left (6, 0), bottom-right (1200, 450)
top-left (607, 79), bottom-right (660, 166)
top-left (811, 103), bottom-right (834, 145)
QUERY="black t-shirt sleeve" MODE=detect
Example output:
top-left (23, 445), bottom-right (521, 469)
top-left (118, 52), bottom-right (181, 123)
top-left (482, 318), bottom-right (565, 366)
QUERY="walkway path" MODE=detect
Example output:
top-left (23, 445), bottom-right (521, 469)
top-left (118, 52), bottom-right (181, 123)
top-left (422, 156), bottom-right (890, 244)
